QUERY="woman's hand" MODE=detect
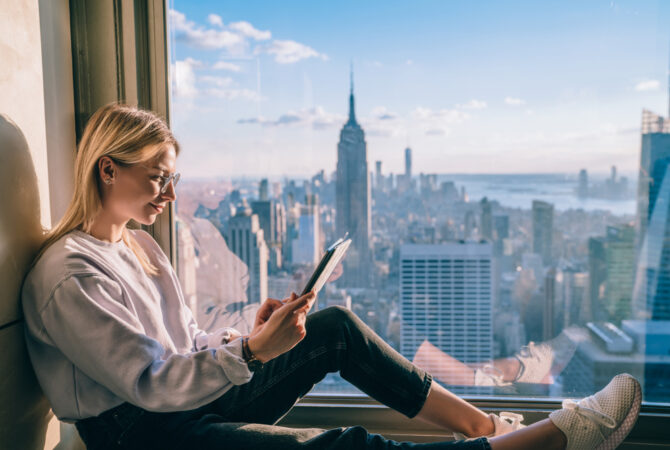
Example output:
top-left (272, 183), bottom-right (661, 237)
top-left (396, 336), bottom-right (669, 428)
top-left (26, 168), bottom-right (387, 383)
top-left (247, 291), bottom-right (316, 363)
top-left (251, 297), bottom-right (285, 336)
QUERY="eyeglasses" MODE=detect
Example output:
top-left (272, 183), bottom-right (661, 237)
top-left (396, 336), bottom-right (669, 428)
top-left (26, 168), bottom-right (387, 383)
top-left (156, 172), bottom-right (181, 194)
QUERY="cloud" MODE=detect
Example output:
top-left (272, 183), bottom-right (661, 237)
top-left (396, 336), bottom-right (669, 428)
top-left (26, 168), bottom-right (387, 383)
top-left (206, 88), bottom-right (263, 101)
top-left (207, 14), bottom-right (223, 28)
top-left (237, 106), bottom-right (343, 129)
top-left (237, 103), bottom-right (475, 138)
top-left (411, 107), bottom-right (469, 136)
top-left (170, 10), bottom-right (324, 66)
top-left (173, 58), bottom-right (201, 97)
top-left (212, 61), bottom-right (242, 72)
top-left (485, 123), bottom-right (638, 148)
top-left (229, 21), bottom-right (271, 40)
top-left (274, 113), bottom-right (302, 125)
top-left (261, 40), bottom-right (328, 64)
top-left (504, 97), bottom-right (526, 106)
top-left (237, 117), bottom-right (263, 124)
top-left (411, 107), bottom-right (469, 122)
top-left (371, 106), bottom-right (398, 120)
top-left (459, 99), bottom-right (487, 110)
top-left (170, 10), bottom-right (244, 50)
top-left (634, 79), bottom-right (660, 91)
top-left (406, 59), bottom-right (414, 65)
top-left (200, 75), bottom-right (233, 87)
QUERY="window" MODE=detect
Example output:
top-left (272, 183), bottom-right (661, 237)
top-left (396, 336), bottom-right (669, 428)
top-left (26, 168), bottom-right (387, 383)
top-left (167, 0), bottom-right (670, 406)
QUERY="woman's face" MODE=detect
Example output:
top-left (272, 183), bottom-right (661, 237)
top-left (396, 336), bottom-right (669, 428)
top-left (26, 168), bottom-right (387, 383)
top-left (102, 145), bottom-right (178, 226)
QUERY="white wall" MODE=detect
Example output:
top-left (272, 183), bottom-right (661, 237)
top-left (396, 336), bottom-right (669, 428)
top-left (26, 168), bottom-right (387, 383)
top-left (0, 1), bottom-right (76, 449)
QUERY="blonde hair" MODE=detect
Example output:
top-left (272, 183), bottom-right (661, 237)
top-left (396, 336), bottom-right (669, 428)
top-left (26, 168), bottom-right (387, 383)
top-left (36, 103), bottom-right (180, 275)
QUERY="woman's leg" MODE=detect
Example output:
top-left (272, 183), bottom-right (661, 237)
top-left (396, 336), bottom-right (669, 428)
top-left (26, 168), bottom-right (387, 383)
top-left (412, 340), bottom-right (477, 385)
top-left (201, 306), bottom-right (491, 438)
top-left (488, 420), bottom-right (566, 450)
top-left (413, 340), bottom-right (522, 385)
top-left (206, 305), bottom-right (433, 424)
top-left (416, 382), bottom-right (494, 438)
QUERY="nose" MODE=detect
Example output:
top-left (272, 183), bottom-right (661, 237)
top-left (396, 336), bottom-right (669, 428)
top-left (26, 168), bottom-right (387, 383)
top-left (161, 179), bottom-right (177, 202)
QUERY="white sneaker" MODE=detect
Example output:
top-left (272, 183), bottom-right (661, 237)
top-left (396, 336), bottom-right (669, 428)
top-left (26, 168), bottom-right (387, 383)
top-left (514, 341), bottom-right (555, 383)
top-left (474, 365), bottom-right (511, 387)
top-left (514, 332), bottom-right (577, 383)
top-left (453, 412), bottom-right (526, 441)
top-left (549, 373), bottom-right (642, 450)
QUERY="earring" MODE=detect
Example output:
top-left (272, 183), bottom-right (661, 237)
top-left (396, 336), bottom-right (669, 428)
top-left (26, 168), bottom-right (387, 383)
top-left (105, 178), bottom-right (112, 185)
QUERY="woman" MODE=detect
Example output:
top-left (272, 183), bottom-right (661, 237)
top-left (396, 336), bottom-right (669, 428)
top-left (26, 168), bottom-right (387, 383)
top-left (22, 104), bottom-right (641, 450)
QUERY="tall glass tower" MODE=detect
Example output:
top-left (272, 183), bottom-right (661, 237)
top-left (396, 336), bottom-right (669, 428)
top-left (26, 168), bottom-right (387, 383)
top-left (335, 69), bottom-right (372, 287)
top-left (633, 110), bottom-right (670, 320)
top-left (400, 242), bottom-right (494, 394)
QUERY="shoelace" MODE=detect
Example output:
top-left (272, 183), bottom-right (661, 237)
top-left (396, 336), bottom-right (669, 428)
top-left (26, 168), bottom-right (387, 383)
top-left (479, 364), bottom-right (511, 386)
top-left (562, 396), bottom-right (617, 429)
top-left (514, 344), bottom-right (538, 381)
top-left (517, 342), bottom-right (540, 361)
top-left (499, 412), bottom-right (524, 429)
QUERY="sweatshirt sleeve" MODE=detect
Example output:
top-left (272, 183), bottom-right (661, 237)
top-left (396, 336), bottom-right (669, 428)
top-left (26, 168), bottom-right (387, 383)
top-left (192, 327), bottom-right (243, 351)
top-left (39, 274), bottom-right (253, 412)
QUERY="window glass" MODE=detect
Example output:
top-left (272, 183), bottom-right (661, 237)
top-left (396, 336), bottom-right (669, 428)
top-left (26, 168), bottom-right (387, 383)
top-left (168, 0), bottom-right (670, 403)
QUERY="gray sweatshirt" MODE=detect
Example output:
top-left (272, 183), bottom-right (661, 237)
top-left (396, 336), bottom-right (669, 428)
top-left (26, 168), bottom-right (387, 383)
top-left (21, 229), bottom-right (253, 422)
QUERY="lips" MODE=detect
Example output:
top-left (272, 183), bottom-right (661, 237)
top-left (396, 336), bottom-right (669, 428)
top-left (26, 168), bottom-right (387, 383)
top-left (150, 203), bottom-right (164, 213)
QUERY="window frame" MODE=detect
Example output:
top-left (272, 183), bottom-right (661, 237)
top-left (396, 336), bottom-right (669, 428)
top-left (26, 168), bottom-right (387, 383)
top-left (278, 394), bottom-right (670, 445)
top-left (72, 0), bottom-right (670, 445)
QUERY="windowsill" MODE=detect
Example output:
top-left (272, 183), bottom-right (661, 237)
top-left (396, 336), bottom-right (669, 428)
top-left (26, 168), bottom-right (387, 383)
top-left (277, 394), bottom-right (670, 447)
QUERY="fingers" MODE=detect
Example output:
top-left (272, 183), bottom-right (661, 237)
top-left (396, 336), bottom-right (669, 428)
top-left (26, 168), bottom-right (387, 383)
top-left (258, 298), bottom-right (282, 318)
top-left (285, 291), bottom-right (315, 311)
top-left (266, 298), bottom-right (283, 310)
top-left (284, 292), bottom-right (299, 303)
top-left (292, 292), bottom-right (317, 316)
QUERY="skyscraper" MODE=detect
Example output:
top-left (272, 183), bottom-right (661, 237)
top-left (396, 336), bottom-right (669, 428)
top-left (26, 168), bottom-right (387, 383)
top-left (633, 109), bottom-right (670, 320)
top-left (532, 200), bottom-right (554, 266)
top-left (400, 242), bottom-right (494, 394)
top-left (291, 194), bottom-right (321, 265)
top-left (335, 69), bottom-right (371, 287)
top-left (543, 268), bottom-right (557, 341)
top-left (252, 198), bottom-right (286, 273)
top-left (578, 169), bottom-right (588, 198)
top-left (259, 178), bottom-right (269, 201)
top-left (588, 236), bottom-right (608, 322)
top-left (480, 197), bottom-right (493, 240)
top-left (405, 147), bottom-right (412, 178)
top-left (251, 199), bottom-right (286, 248)
top-left (635, 110), bottom-right (670, 251)
top-left (227, 202), bottom-right (268, 304)
top-left (375, 160), bottom-right (383, 191)
top-left (606, 225), bottom-right (636, 321)
top-left (631, 107), bottom-right (670, 399)
top-left (492, 215), bottom-right (509, 256)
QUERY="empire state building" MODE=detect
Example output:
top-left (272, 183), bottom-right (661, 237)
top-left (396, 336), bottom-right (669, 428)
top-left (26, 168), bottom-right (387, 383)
top-left (336, 70), bottom-right (372, 287)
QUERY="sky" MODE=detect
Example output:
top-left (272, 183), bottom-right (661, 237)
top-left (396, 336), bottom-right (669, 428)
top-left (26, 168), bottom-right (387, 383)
top-left (168, 0), bottom-right (670, 179)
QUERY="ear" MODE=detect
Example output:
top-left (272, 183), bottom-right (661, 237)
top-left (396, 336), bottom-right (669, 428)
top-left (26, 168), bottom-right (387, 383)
top-left (98, 156), bottom-right (115, 182)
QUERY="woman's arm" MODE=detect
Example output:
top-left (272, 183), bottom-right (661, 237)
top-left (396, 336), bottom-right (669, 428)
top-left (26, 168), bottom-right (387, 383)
top-left (191, 325), bottom-right (243, 351)
top-left (38, 274), bottom-right (253, 412)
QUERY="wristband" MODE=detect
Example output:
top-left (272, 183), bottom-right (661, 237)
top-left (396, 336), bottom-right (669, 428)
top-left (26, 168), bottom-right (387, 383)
top-left (242, 336), bottom-right (264, 372)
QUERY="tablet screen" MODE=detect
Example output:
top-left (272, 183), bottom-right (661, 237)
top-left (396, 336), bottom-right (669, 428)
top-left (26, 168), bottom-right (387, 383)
top-left (300, 237), bottom-right (351, 296)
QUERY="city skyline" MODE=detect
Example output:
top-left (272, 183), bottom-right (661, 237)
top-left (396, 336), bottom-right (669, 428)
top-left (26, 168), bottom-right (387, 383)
top-left (170, 0), bottom-right (670, 403)
top-left (170, 1), bottom-right (670, 178)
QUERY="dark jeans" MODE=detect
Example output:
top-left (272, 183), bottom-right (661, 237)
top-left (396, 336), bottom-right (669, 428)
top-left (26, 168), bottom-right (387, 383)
top-left (76, 306), bottom-right (491, 450)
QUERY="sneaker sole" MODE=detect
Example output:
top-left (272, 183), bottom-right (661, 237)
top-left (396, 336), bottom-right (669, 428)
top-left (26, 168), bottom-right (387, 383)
top-left (595, 375), bottom-right (642, 450)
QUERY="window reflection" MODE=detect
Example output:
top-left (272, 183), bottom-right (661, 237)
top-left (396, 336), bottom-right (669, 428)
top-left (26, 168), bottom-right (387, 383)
top-left (169, 3), bottom-right (670, 404)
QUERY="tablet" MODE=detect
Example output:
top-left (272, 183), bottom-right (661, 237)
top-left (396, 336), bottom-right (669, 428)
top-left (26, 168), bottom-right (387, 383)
top-left (300, 236), bottom-right (351, 296)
